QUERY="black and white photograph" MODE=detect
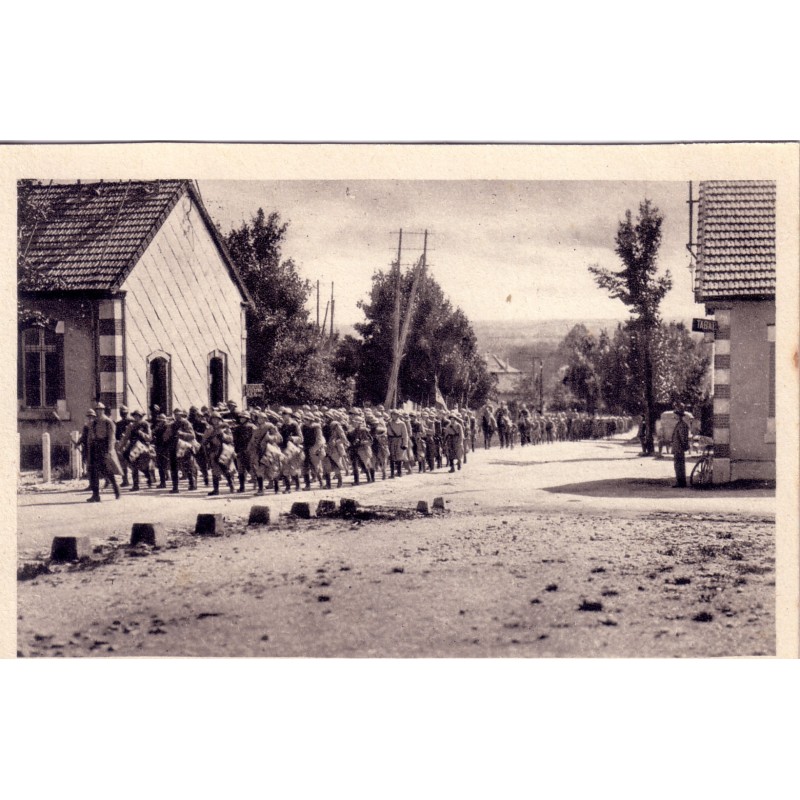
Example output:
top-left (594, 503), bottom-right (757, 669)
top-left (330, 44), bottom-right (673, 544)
top-left (9, 144), bottom-right (796, 659)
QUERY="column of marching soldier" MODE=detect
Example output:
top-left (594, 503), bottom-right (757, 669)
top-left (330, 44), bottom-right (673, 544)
top-left (74, 399), bottom-right (633, 502)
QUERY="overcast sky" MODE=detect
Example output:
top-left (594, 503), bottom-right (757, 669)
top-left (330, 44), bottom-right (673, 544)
top-left (200, 180), bottom-right (705, 328)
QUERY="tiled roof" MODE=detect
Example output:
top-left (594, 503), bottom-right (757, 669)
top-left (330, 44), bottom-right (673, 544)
top-left (18, 179), bottom-right (251, 303)
top-left (483, 353), bottom-right (522, 374)
top-left (696, 180), bottom-right (776, 300)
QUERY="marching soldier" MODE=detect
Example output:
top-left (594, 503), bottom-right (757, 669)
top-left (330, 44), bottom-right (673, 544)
top-left (233, 411), bottom-right (256, 493)
top-left (115, 405), bottom-right (134, 487)
top-left (386, 409), bottom-right (409, 479)
top-left (443, 412), bottom-right (465, 473)
top-left (206, 412), bottom-right (236, 495)
top-left (322, 410), bottom-right (347, 489)
top-left (86, 402), bottom-right (122, 502)
top-left (120, 409), bottom-right (154, 491)
top-left (164, 408), bottom-right (198, 493)
top-left (189, 406), bottom-right (211, 487)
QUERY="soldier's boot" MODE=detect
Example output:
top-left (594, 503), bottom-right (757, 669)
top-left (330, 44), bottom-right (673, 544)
top-left (389, 461), bottom-right (395, 479)
top-left (188, 474), bottom-right (197, 491)
top-left (395, 461), bottom-right (403, 478)
top-left (171, 476), bottom-right (179, 494)
top-left (273, 479), bottom-right (280, 494)
top-left (110, 477), bottom-right (121, 500)
top-left (130, 472), bottom-right (140, 492)
top-left (325, 474), bottom-right (331, 490)
top-left (293, 475), bottom-right (301, 491)
top-left (227, 473), bottom-right (235, 494)
top-left (370, 469), bottom-right (376, 482)
top-left (238, 474), bottom-right (246, 493)
top-left (457, 460), bottom-right (462, 471)
top-left (255, 477), bottom-right (265, 496)
top-left (208, 477), bottom-right (220, 496)
top-left (353, 467), bottom-right (360, 485)
top-left (336, 473), bottom-right (342, 489)
top-left (303, 475), bottom-right (311, 491)
top-left (283, 476), bottom-right (291, 494)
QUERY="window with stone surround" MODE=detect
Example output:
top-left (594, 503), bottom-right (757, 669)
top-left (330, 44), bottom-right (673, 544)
top-left (19, 323), bottom-right (64, 409)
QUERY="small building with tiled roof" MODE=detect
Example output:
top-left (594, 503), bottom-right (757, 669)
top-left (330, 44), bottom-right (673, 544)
top-left (18, 179), bottom-right (250, 466)
top-left (483, 352), bottom-right (524, 402)
top-left (694, 180), bottom-right (775, 483)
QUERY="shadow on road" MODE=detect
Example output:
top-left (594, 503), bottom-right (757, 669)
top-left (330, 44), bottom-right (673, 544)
top-left (490, 457), bottom-right (629, 467)
top-left (544, 477), bottom-right (776, 500)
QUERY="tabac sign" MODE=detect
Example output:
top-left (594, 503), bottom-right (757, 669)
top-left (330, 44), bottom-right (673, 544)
top-left (692, 318), bottom-right (717, 334)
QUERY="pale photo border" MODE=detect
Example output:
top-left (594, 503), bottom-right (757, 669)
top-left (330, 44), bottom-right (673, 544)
top-left (1, 142), bottom-right (797, 661)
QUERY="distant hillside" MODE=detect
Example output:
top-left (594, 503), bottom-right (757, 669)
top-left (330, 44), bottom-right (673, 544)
top-left (339, 317), bottom-right (694, 375)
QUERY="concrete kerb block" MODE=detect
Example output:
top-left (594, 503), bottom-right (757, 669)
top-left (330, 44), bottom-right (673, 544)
top-left (316, 500), bottom-right (338, 517)
top-left (51, 536), bottom-right (91, 562)
top-left (339, 498), bottom-right (359, 517)
top-left (130, 523), bottom-right (163, 547)
top-left (416, 500), bottom-right (431, 515)
top-left (290, 502), bottom-right (314, 519)
top-left (248, 505), bottom-right (271, 526)
top-left (195, 513), bottom-right (227, 536)
top-left (432, 497), bottom-right (446, 513)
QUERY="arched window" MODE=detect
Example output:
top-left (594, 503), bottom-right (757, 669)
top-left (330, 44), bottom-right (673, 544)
top-left (208, 350), bottom-right (228, 408)
top-left (147, 351), bottom-right (171, 415)
top-left (19, 323), bottom-right (64, 408)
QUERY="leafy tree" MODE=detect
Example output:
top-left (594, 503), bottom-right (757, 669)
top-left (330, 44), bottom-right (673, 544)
top-left (589, 200), bottom-right (672, 452)
top-left (224, 208), bottom-right (349, 405)
top-left (341, 266), bottom-right (494, 407)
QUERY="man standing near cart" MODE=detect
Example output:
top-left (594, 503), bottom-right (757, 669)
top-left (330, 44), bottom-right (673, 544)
top-left (671, 404), bottom-right (690, 488)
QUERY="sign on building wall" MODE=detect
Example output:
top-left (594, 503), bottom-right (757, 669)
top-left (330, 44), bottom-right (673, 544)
top-left (692, 318), bottom-right (717, 333)
top-left (244, 383), bottom-right (264, 398)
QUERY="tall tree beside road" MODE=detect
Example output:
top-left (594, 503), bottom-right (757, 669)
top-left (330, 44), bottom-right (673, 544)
top-left (224, 208), bottom-right (349, 405)
top-left (589, 201), bottom-right (672, 453)
top-left (341, 267), bottom-right (494, 407)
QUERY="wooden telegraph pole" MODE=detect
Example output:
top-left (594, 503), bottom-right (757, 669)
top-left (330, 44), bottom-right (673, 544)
top-left (384, 229), bottom-right (428, 409)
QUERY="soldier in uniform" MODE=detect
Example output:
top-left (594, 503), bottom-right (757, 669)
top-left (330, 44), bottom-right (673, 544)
top-left (206, 412), bottom-right (236, 495)
top-left (481, 404), bottom-right (497, 449)
top-left (86, 402), bottom-right (122, 502)
top-left (367, 412), bottom-right (390, 481)
top-left (233, 411), bottom-right (256, 493)
top-left (300, 412), bottom-right (325, 490)
top-left (119, 409), bottom-right (154, 491)
top-left (443, 412), bottom-right (465, 473)
top-left (115, 405), bottom-right (134, 487)
top-left (322, 411), bottom-right (347, 489)
top-left (346, 412), bottom-right (374, 485)
top-left (73, 408), bottom-right (96, 490)
top-left (164, 408), bottom-right (198, 493)
top-left (386, 409), bottom-right (409, 479)
top-left (151, 413), bottom-right (170, 488)
top-left (189, 406), bottom-right (210, 487)
top-left (278, 408), bottom-right (303, 493)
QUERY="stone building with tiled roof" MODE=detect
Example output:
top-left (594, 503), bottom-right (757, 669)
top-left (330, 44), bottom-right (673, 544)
top-left (483, 353), bottom-right (524, 402)
top-left (694, 180), bottom-right (776, 483)
top-left (18, 179), bottom-right (251, 467)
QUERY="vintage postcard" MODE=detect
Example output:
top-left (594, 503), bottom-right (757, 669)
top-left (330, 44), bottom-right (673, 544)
top-left (2, 143), bottom-right (798, 658)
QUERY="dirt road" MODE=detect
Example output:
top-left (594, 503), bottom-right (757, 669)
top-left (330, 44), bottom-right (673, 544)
top-left (17, 436), bottom-right (775, 657)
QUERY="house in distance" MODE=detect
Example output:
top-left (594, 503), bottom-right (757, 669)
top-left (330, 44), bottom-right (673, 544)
top-left (693, 179), bottom-right (776, 483)
top-left (18, 179), bottom-right (251, 467)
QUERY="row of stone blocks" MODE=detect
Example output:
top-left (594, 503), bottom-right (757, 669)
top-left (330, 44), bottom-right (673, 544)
top-left (49, 497), bottom-right (449, 561)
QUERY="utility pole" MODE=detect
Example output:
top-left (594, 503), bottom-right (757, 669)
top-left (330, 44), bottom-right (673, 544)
top-left (316, 280), bottom-right (320, 332)
top-left (539, 358), bottom-right (544, 413)
top-left (330, 282), bottom-right (335, 338)
top-left (385, 229), bottom-right (428, 409)
top-left (389, 229), bottom-right (403, 408)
